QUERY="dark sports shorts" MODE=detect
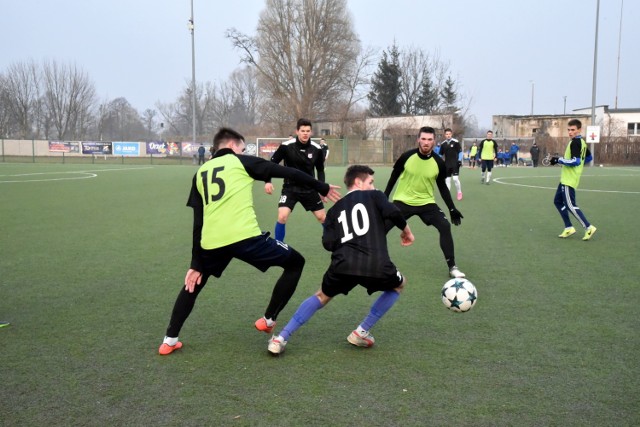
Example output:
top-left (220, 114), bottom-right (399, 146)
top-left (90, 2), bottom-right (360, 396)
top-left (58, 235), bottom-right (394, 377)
top-left (321, 268), bottom-right (404, 297)
top-left (199, 232), bottom-right (296, 278)
top-left (481, 159), bottom-right (494, 171)
top-left (445, 163), bottom-right (460, 177)
top-left (392, 201), bottom-right (449, 227)
top-left (278, 187), bottom-right (323, 212)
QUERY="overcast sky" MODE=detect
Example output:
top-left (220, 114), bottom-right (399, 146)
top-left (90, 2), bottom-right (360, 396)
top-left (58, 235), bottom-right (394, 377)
top-left (1, 0), bottom-right (637, 130)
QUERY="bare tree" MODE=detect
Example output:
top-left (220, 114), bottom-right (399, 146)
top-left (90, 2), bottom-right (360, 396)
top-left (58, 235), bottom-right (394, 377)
top-left (398, 47), bottom-right (452, 115)
top-left (157, 81), bottom-right (214, 141)
top-left (141, 108), bottom-right (158, 140)
top-left (226, 0), bottom-right (361, 121)
top-left (97, 97), bottom-right (145, 141)
top-left (3, 60), bottom-right (41, 139)
top-left (41, 60), bottom-right (96, 140)
top-left (228, 66), bottom-right (261, 128)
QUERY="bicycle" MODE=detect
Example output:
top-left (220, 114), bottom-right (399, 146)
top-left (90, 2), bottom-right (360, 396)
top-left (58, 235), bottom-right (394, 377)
top-left (541, 152), bottom-right (559, 167)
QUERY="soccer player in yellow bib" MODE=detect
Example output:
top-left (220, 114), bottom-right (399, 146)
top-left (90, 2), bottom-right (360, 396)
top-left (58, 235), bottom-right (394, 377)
top-left (550, 119), bottom-right (597, 240)
top-left (383, 126), bottom-right (465, 279)
top-left (158, 127), bottom-right (341, 355)
top-left (478, 130), bottom-right (498, 184)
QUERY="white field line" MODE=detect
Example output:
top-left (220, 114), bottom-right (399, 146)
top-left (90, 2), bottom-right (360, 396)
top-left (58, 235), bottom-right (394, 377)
top-left (0, 166), bottom-right (154, 183)
top-left (493, 173), bottom-right (640, 194)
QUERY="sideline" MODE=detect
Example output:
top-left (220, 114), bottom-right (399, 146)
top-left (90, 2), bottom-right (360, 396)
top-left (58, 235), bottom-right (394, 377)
top-left (0, 166), bottom-right (154, 183)
top-left (493, 172), bottom-right (640, 194)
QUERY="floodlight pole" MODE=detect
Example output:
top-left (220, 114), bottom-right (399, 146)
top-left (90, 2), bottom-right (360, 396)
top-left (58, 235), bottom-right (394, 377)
top-left (614, 0), bottom-right (624, 109)
top-left (529, 81), bottom-right (534, 115)
top-left (590, 0), bottom-right (600, 166)
top-left (189, 0), bottom-right (197, 147)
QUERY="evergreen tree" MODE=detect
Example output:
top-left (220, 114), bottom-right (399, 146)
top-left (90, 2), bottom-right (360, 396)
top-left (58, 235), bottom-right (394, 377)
top-left (415, 72), bottom-right (439, 114)
top-left (441, 75), bottom-right (458, 112)
top-left (368, 44), bottom-right (401, 116)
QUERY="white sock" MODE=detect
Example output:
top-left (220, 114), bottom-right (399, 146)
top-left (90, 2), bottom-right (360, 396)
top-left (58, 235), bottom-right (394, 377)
top-left (453, 176), bottom-right (462, 193)
top-left (445, 177), bottom-right (451, 189)
top-left (356, 325), bottom-right (367, 335)
top-left (487, 172), bottom-right (492, 183)
top-left (163, 336), bottom-right (179, 346)
top-left (265, 317), bottom-right (275, 327)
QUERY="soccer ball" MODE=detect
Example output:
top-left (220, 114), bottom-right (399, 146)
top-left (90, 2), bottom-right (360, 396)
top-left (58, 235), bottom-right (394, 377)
top-left (441, 278), bottom-right (478, 312)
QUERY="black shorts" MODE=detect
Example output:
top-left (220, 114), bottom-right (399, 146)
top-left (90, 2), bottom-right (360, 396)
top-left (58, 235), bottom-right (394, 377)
top-left (393, 201), bottom-right (449, 227)
top-left (481, 159), bottom-right (494, 171)
top-left (278, 187), bottom-right (323, 212)
top-left (445, 164), bottom-right (460, 177)
top-left (321, 268), bottom-right (404, 297)
top-left (199, 232), bottom-right (295, 278)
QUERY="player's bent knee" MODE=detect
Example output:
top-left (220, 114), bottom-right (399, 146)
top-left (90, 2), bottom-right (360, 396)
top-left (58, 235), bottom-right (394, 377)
top-left (284, 248), bottom-right (305, 270)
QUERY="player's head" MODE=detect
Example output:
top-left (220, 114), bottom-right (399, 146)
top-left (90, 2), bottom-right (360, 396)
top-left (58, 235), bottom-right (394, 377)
top-left (344, 165), bottom-right (375, 190)
top-left (417, 126), bottom-right (436, 155)
top-left (444, 128), bottom-right (453, 139)
top-left (567, 119), bottom-right (582, 138)
top-left (568, 119), bottom-right (582, 130)
top-left (213, 127), bottom-right (245, 154)
top-left (487, 130), bottom-right (494, 138)
top-left (296, 118), bottom-right (313, 143)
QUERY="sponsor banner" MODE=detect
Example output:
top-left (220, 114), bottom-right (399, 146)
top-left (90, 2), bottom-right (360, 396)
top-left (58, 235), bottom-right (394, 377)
top-left (146, 141), bottom-right (180, 156)
top-left (49, 141), bottom-right (80, 153)
top-left (181, 142), bottom-right (212, 156)
top-left (81, 141), bottom-right (112, 155)
top-left (113, 142), bottom-right (140, 156)
top-left (259, 142), bottom-right (280, 157)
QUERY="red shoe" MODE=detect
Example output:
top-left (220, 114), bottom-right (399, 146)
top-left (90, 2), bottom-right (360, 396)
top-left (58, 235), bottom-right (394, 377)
top-left (158, 341), bottom-right (183, 355)
top-left (255, 317), bottom-right (276, 334)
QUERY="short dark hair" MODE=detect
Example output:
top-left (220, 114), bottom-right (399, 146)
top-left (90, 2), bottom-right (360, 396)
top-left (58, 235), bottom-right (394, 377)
top-left (297, 118), bottom-right (312, 129)
top-left (487, 130), bottom-right (494, 134)
top-left (568, 119), bottom-right (582, 129)
top-left (213, 127), bottom-right (244, 149)
top-left (444, 128), bottom-right (453, 133)
top-left (418, 126), bottom-right (436, 137)
top-left (344, 165), bottom-right (375, 187)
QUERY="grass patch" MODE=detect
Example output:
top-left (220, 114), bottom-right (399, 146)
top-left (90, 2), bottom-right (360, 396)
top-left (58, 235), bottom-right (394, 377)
top-left (1, 163), bottom-right (639, 426)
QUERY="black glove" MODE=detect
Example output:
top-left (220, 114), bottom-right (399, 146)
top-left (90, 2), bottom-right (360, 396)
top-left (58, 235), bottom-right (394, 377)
top-left (550, 157), bottom-right (559, 166)
top-left (457, 161), bottom-right (462, 167)
top-left (450, 208), bottom-right (463, 226)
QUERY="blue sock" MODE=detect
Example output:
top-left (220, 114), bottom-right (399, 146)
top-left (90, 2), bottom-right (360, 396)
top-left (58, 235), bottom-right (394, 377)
top-left (281, 295), bottom-right (324, 341)
top-left (275, 222), bottom-right (286, 242)
top-left (361, 291), bottom-right (400, 331)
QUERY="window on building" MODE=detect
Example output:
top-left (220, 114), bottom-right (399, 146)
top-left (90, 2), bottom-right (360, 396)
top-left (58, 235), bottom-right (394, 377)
top-left (321, 129), bottom-right (330, 136)
top-left (628, 123), bottom-right (640, 136)
top-left (532, 128), bottom-right (538, 135)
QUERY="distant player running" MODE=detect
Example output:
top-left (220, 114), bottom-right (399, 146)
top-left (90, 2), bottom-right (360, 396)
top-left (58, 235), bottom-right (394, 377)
top-left (264, 118), bottom-right (326, 242)
top-left (478, 131), bottom-right (498, 184)
top-left (439, 128), bottom-right (463, 200)
top-left (551, 119), bottom-right (597, 240)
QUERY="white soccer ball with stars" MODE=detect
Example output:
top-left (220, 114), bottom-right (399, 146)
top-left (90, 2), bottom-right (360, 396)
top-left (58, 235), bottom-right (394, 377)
top-left (441, 278), bottom-right (477, 312)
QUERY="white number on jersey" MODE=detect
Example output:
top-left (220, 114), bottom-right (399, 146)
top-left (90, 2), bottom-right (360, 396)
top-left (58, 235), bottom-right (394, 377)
top-left (337, 203), bottom-right (370, 243)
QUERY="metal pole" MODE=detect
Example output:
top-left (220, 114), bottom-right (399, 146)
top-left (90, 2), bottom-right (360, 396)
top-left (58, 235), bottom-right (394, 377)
top-left (614, 0), bottom-right (624, 109)
top-left (563, 96), bottom-right (567, 114)
top-left (189, 0), bottom-right (197, 148)
top-left (590, 0), bottom-right (600, 166)
top-left (529, 81), bottom-right (534, 115)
